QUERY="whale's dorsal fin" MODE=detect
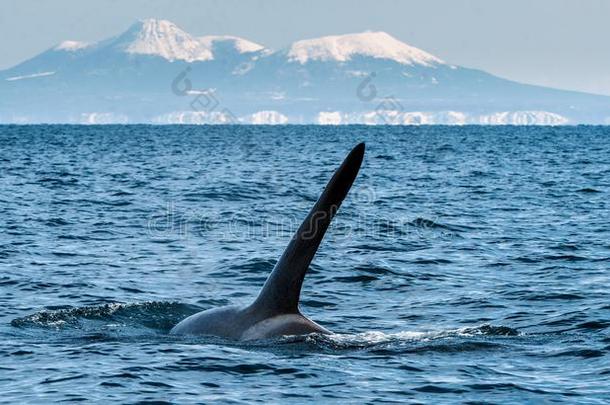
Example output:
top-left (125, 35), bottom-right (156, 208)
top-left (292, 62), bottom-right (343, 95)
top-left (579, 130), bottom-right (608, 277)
top-left (251, 143), bottom-right (365, 315)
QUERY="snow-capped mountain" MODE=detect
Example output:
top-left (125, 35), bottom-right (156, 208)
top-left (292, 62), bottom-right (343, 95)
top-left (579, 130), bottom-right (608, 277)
top-left (114, 19), bottom-right (213, 62)
top-left (1, 19), bottom-right (609, 124)
top-left (286, 31), bottom-right (443, 66)
top-left (198, 35), bottom-right (266, 56)
top-left (107, 19), bottom-right (266, 62)
top-left (2, 19), bottom-right (266, 76)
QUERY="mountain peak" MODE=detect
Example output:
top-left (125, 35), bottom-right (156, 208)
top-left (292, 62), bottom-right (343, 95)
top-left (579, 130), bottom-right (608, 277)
top-left (115, 18), bottom-right (213, 62)
top-left (110, 19), bottom-right (267, 61)
top-left (287, 31), bottom-right (444, 66)
top-left (131, 18), bottom-right (177, 30)
top-left (198, 35), bottom-right (266, 54)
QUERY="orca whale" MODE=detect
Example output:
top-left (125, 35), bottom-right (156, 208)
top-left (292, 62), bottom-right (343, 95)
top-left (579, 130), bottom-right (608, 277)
top-left (170, 142), bottom-right (365, 340)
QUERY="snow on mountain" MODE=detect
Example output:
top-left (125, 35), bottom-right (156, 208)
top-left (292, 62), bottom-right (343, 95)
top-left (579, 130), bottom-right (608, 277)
top-left (114, 19), bottom-right (213, 62)
top-left (153, 110), bottom-right (237, 124)
top-left (54, 40), bottom-right (90, 51)
top-left (243, 110), bottom-right (289, 124)
top-left (80, 112), bottom-right (128, 124)
top-left (198, 35), bottom-right (266, 54)
top-left (154, 110), bottom-right (291, 124)
top-left (5, 71), bottom-right (55, 81)
top-left (477, 111), bottom-right (569, 125)
top-left (287, 31), bottom-right (444, 66)
top-left (108, 19), bottom-right (267, 62)
top-left (315, 110), bottom-right (567, 125)
top-left (317, 112), bottom-right (343, 125)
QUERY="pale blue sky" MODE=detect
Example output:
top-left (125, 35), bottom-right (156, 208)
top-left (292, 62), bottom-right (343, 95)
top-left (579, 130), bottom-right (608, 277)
top-left (2, 0), bottom-right (610, 95)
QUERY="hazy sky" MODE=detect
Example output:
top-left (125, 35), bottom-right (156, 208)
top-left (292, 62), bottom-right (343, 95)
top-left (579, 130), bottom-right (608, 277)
top-left (2, 0), bottom-right (610, 95)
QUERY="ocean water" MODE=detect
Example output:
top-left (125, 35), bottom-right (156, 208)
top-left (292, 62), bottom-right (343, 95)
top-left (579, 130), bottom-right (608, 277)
top-left (1, 125), bottom-right (609, 403)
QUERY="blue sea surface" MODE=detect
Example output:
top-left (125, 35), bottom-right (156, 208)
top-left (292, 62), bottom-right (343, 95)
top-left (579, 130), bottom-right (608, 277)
top-left (1, 125), bottom-right (609, 403)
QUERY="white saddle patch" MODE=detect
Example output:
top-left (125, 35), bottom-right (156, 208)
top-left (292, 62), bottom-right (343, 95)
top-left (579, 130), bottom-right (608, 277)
top-left (240, 314), bottom-right (328, 341)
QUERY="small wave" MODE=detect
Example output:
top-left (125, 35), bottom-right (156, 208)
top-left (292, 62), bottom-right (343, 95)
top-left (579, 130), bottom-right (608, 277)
top-left (374, 154), bottom-right (395, 160)
top-left (576, 320), bottom-right (610, 330)
top-left (408, 217), bottom-right (477, 233)
top-left (37, 177), bottom-right (79, 187)
top-left (524, 292), bottom-right (585, 301)
top-left (548, 348), bottom-right (605, 359)
top-left (411, 258), bottom-right (453, 265)
top-left (549, 243), bottom-right (579, 251)
top-left (469, 169), bottom-right (491, 178)
top-left (183, 189), bottom-right (266, 202)
top-left (0, 277), bottom-right (19, 286)
top-left (543, 254), bottom-right (588, 262)
top-left (353, 264), bottom-right (399, 276)
top-left (11, 301), bottom-right (198, 332)
top-left (459, 324), bottom-right (520, 336)
top-left (274, 324), bottom-right (521, 352)
top-left (229, 258), bottom-right (276, 273)
top-left (41, 217), bottom-right (70, 226)
top-left (334, 274), bottom-right (379, 283)
top-left (110, 190), bottom-right (134, 196)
